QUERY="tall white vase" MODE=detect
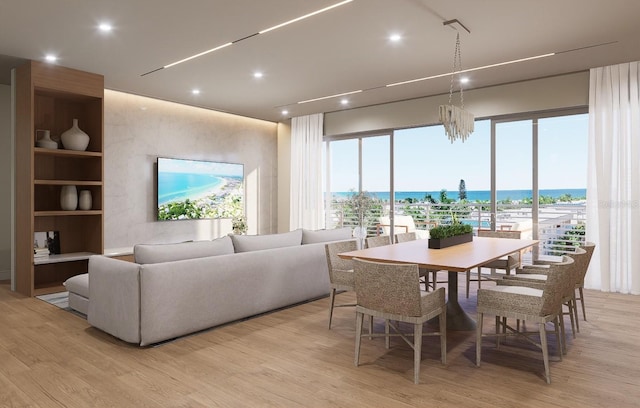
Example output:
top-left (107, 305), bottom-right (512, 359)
top-left (60, 185), bottom-right (78, 211)
top-left (78, 190), bottom-right (92, 210)
top-left (60, 118), bottom-right (90, 151)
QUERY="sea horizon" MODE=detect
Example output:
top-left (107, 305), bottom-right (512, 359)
top-left (333, 188), bottom-right (587, 202)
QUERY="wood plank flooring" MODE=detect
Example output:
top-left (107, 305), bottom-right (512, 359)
top-left (1, 279), bottom-right (638, 408)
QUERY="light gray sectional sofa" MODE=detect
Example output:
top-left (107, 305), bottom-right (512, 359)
top-left (69, 228), bottom-right (353, 346)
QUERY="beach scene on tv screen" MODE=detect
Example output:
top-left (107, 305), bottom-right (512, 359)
top-left (157, 157), bottom-right (244, 220)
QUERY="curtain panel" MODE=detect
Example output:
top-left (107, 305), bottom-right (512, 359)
top-left (587, 61), bottom-right (640, 294)
top-left (290, 113), bottom-right (324, 230)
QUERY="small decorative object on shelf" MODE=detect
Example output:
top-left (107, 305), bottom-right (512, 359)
top-left (78, 190), bottom-right (92, 210)
top-left (60, 118), bottom-right (90, 151)
top-left (232, 215), bottom-right (247, 235)
top-left (60, 185), bottom-right (78, 211)
top-left (35, 129), bottom-right (58, 149)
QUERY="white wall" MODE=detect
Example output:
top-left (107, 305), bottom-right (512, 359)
top-left (276, 120), bottom-right (291, 233)
top-left (0, 84), bottom-right (11, 280)
top-left (104, 90), bottom-right (278, 249)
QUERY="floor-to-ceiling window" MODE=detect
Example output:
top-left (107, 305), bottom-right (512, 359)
top-left (324, 109), bottom-right (587, 254)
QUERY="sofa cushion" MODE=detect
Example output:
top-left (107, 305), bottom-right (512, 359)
top-left (64, 273), bottom-right (89, 298)
top-left (230, 229), bottom-right (302, 253)
top-left (134, 236), bottom-right (234, 264)
top-left (302, 227), bottom-right (353, 244)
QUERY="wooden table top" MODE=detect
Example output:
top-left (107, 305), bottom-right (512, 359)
top-left (338, 236), bottom-right (539, 272)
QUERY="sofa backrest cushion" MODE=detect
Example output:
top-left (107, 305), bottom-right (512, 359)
top-left (302, 227), bottom-right (353, 244)
top-left (134, 236), bottom-right (234, 264)
top-left (230, 229), bottom-right (302, 253)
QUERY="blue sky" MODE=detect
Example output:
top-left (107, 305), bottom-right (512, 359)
top-left (329, 114), bottom-right (588, 192)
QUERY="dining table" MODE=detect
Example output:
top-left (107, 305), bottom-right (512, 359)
top-left (338, 236), bottom-right (539, 330)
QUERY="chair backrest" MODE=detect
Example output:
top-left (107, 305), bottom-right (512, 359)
top-left (477, 229), bottom-right (522, 239)
top-left (353, 258), bottom-right (423, 316)
top-left (378, 215), bottom-right (417, 235)
top-left (565, 247), bottom-right (588, 285)
top-left (539, 255), bottom-right (575, 316)
top-left (366, 235), bottom-right (391, 248)
top-left (395, 232), bottom-right (417, 243)
top-left (578, 241), bottom-right (596, 284)
top-left (325, 240), bottom-right (358, 283)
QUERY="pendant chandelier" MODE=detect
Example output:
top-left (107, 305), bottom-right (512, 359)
top-left (439, 29), bottom-right (474, 143)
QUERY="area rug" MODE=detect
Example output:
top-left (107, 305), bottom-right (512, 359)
top-left (36, 291), bottom-right (70, 310)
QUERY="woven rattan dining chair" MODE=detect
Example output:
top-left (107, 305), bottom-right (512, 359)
top-left (508, 246), bottom-right (590, 336)
top-left (365, 235), bottom-right (392, 248)
top-left (325, 240), bottom-right (359, 329)
top-left (575, 242), bottom-right (595, 321)
top-left (395, 231), bottom-right (442, 291)
top-left (476, 256), bottom-right (575, 384)
top-left (466, 230), bottom-right (522, 298)
top-left (394, 232), bottom-right (417, 243)
top-left (353, 258), bottom-right (447, 384)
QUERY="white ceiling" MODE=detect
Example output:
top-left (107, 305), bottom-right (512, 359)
top-left (1, 0), bottom-right (639, 122)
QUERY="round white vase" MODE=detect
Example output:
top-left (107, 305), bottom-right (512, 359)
top-left (78, 190), bottom-right (92, 210)
top-left (60, 118), bottom-right (90, 151)
top-left (60, 185), bottom-right (78, 211)
top-left (35, 129), bottom-right (58, 149)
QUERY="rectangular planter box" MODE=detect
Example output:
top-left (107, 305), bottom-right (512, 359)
top-left (428, 233), bottom-right (473, 249)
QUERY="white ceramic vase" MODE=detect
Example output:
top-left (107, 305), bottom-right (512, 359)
top-left (60, 185), bottom-right (78, 211)
top-left (60, 118), bottom-right (89, 151)
top-left (35, 129), bottom-right (58, 149)
top-left (78, 190), bottom-right (92, 210)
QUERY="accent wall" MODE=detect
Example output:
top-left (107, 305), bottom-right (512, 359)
top-left (104, 90), bottom-right (278, 250)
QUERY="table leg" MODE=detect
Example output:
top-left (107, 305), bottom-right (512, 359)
top-left (446, 271), bottom-right (476, 331)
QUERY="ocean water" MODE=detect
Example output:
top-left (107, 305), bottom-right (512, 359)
top-left (158, 172), bottom-right (223, 205)
top-left (333, 188), bottom-right (587, 202)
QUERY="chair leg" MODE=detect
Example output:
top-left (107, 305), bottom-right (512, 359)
top-left (328, 288), bottom-right (336, 329)
top-left (495, 316), bottom-right (501, 349)
top-left (559, 308), bottom-right (567, 355)
top-left (476, 312), bottom-right (483, 367)
top-left (578, 287), bottom-right (587, 321)
top-left (440, 309), bottom-right (447, 365)
top-left (369, 316), bottom-right (374, 340)
top-left (572, 293), bottom-right (580, 333)
top-left (477, 267), bottom-right (482, 290)
top-left (554, 316), bottom-right (563, 362)
top-left (567, 300), bottom-right (576, 339)
top-left (413, 323), bottom-right (423, 384)
top-left (354, 312), bottom-right (364, 367)
top-left (385, 319), bottom-right (390, 349)
top-left (540, 322), bottom-right (551, 384)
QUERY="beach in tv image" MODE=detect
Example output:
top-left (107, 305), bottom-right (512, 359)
top-left (157, 157), bottom-right (244, 220)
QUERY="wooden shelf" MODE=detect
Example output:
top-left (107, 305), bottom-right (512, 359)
top-left (15, 60), bottom-right (104, 297)
top-left (34, 251), bottom-right (98, 265)
top-left (34, 179), bottom-right (102, 186)
top-left (34, 147), bottom-right (102, 158)
top-left (34, 210), bottom-right (102, 217)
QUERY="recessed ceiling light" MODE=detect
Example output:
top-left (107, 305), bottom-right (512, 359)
top-left (282, 110), bottom-right (289, 116)
top-left (460, 77), bottom-right (470, 84)
top-left (191, 89), bottom-right (201, 95)
top-left (98, 23), bottom-right (113, 32)
top-left (253, 71), bottom-right (264, 79)
top-left (340, 98), bottom-right (349, 105)
top-left (389, 33), bottom-right (402, 42)
top-left (44, 54), bottom-right (57, 63)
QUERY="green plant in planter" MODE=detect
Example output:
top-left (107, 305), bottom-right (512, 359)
top-left (429, 223), bottom-right (473, 239)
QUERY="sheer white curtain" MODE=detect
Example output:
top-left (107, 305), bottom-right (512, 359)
top-left (586, 62), bottom-right (640, 294)
top-left (290, 113), bottom-right (324, 230)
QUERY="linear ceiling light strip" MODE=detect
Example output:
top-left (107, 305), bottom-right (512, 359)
top-left (386, 52), bottom-right (556, 88)
top-left (298, 89), bottom-right (362, 104)
top-left (142, 0), bottom-right (354, 75)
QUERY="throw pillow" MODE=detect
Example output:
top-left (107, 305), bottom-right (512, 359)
top-left (230, 229), bottom-right (303, 252)
top-left (302, 227), bottom-right (353, 244)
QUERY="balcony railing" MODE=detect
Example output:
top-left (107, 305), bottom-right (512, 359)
top-left (327, 200), bottom-right (586, 256)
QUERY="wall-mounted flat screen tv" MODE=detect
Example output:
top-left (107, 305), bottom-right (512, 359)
top-left (157, 157), bottom-right (244, 221)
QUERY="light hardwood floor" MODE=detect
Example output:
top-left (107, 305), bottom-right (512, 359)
top-left (1, 278), bottom-right (638, 408)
